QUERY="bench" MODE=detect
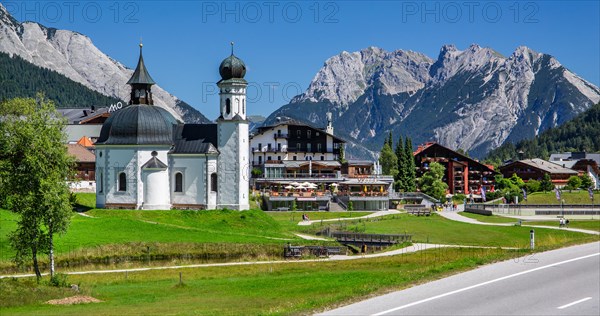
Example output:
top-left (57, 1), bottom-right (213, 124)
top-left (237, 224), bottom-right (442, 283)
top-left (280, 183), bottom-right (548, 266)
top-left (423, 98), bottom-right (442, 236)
top-left (406, 209), bottom-right (431, 216)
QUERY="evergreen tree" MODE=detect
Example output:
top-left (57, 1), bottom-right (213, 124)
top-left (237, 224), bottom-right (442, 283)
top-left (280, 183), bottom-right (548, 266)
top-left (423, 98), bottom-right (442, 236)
top-left (486, 103), bottom-right (600, 161)
top-left (379, 142), bottom-right (399, 177)
top-left (404, 137), bottom-right (417, 192)
top-left (0, 52), bottom-right (123, 108)
top-left (338, 144), bottom-right (347, 163)
top-left (394, 135), bottom-right (405, 191)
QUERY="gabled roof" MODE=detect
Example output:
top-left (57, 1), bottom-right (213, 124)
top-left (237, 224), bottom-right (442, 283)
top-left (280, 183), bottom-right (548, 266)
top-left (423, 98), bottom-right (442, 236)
top-left (66, 144), bottom-right (95, 163)
top-left (413, 142), bottom-right (496, 172)
top-left (501, 158), bottom-right (578, 174)
top-left (253, 118), bottom-right (346, 143)
top-left (141, 156), bottom-right (168, 169)
top-left (76, 136), bottom-right (94, 147)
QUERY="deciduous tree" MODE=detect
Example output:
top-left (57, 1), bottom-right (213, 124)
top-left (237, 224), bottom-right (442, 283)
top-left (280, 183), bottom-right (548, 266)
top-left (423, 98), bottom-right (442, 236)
top-left (0, 96), bottom-right (74, 279)
top-left (418, 162), bottom-right (448, 201)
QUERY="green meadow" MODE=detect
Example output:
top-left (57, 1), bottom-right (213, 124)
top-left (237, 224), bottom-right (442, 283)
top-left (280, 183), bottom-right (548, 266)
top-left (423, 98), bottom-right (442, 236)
top-left (1, 247), bottom-right (523, 315)
top-left (0, 193), bottom-right (598, 314)
top-left (523, 190), bottom-right (599, 205)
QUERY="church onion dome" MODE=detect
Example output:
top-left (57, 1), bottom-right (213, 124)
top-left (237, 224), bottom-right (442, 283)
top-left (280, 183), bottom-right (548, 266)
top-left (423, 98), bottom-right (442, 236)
top-left (127, 43), bottom-right (156, 85)
top-left (95, 104), bottom-right (178, 145)
top-left (219, 43), bottom-right (246, 80)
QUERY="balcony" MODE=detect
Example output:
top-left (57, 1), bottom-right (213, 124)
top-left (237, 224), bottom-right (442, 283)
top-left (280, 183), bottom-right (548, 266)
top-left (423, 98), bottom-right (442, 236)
top-left (273, 133), bottom-right (289, 139)
top-left (252, 147), bottom-right (287, 153)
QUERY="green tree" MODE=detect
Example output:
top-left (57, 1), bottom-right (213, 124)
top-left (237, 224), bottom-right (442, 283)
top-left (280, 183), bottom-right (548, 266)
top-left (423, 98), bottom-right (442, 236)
top-left (540, 173), bottom-right (555, 192)
top-left (418, 162), bottom-right (448, 201)
top-left (566, 176), bottom-right (582, 191)
top-left (525, 179), bottom-right (541, 193)
top-left (0, 96), bottom-right (74, 279)
top-left (394, 136), bottom-right (405, 191)
top-left (509, 173), bottom-right (525, 188)
top-left (379, 142), bottom-right (399, 177)
top-left (404, 137), bottom-right (417, 192)
top-left (338, 144), bottom-right (347, 164)
top-left (580, 174), bottom-right (593, 189)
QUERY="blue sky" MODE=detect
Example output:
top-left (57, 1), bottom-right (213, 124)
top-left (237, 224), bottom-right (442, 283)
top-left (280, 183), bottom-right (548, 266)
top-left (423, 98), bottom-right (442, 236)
top-left (4, 0), bottom-right (599, 120)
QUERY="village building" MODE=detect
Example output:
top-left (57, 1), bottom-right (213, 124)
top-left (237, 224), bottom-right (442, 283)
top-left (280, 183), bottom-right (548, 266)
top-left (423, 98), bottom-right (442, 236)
top-left (94, 44), bottom-right (249, 210)
top-left (413, 142), bottom-right (497, 196)
top-left (499, 158), bottom-right (578, 188)
top-left (549, 152), bottom-right (600, 189)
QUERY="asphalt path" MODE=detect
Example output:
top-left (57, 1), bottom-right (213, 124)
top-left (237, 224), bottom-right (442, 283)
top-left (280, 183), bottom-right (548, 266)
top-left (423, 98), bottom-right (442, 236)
top-left (320, 241), bottom-right (600, 316)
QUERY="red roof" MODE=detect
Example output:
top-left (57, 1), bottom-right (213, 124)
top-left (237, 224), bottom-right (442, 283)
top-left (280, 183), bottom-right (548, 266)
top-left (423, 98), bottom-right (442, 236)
top-left (76, 136), bottom-right (94, 148)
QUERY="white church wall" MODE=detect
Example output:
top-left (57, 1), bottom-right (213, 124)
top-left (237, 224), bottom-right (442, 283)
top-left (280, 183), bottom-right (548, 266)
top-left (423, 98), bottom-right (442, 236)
top-left (142, 169), bottom-right (170, 209)
top-left (101, 147), bottom-right (137, 207)
top-left (170, 155), bottom-right (208, 207)
top-left (217, 122), bottom-right (240, 209)
top-left (207, 156), bottom-right (218, 209)
top-left (238, 122), bottom-right (250, 210)
top-left (136, 148), bottom-right (171, 208)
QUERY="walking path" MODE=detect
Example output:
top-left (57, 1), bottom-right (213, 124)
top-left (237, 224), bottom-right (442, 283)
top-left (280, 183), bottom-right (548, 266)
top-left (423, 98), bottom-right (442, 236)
top-left (437, 210), bottom-right (599, 235)
top-left (297, 210), bottom-right (401, 226)
top-left (0, 242), bottom-right (514, 279)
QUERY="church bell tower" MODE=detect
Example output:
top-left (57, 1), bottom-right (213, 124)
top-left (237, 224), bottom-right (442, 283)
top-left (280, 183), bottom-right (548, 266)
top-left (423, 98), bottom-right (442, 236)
top-left (216, 43), bottom-right (249, 210)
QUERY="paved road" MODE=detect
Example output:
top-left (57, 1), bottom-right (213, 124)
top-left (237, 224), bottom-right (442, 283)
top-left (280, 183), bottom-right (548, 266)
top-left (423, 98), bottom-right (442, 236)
top-left (320, 242), bottom-right (600, 316)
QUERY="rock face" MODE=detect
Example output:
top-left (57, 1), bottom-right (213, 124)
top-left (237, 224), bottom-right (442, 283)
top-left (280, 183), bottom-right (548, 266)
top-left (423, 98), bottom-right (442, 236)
top-left (268, 44), bottom-right (600, 158)
top-left (0, 4), bottom-right (209, 123)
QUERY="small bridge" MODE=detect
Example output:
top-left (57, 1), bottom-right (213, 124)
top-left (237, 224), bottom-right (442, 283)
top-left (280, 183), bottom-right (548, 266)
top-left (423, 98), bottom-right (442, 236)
top-left (331, 232), bottom-right (412, 246)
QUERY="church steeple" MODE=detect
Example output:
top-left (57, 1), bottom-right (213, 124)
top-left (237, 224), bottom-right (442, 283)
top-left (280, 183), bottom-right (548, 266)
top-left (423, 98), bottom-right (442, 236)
top-left (127, 43), bottom-right (155, 105)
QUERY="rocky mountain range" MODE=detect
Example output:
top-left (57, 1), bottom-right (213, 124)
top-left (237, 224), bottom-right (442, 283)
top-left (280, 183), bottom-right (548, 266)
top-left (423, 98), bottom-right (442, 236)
top-left (0, 3), bottom-right (209, 123)
top-left (266, 45), bottom-right (600, 158)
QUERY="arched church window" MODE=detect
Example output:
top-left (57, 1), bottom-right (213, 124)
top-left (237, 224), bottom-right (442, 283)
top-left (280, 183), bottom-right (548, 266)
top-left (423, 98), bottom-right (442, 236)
top-left (226, 98), bottom-right (231, 115)
top-left (243, 100), bottom-right (245, 114)
top-left (99, 170), bottom-right (104, 193)
top-left (211, 173), bottom-right (218, 192)
top-left (118, 172), bottom-right (127, 192)
top-left (175, 172), bottom-right (183, 192)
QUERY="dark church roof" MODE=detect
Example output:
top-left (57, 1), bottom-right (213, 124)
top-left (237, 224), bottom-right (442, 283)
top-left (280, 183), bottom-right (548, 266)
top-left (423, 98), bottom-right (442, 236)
top-left (126, 44), bottom-right (156, 85)
top-left (141, 156), bottom-right (168, 169)
top-left (171, 124), bottom-right (219, 154)
top-left (219, 47), bottom-right (246, 81)
top-left (95, 104), bottom-right (178, 145)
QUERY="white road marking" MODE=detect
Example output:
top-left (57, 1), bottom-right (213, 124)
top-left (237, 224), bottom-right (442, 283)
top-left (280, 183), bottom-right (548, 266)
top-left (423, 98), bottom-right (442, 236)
top-left (372, 252), bottom-right (600, 316)
top-left (557, 297), bottom-right (592, 309)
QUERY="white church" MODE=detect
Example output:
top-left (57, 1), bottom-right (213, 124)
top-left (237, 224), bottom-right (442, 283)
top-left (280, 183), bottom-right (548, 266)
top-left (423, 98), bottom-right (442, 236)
top-left (94, 44), bottom-right (249, 210)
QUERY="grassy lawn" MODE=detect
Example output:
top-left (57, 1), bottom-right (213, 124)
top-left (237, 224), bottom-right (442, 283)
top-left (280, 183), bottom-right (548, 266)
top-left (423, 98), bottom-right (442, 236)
top-left (267, 211), bottom-right (373, 231)
top-left (0, 208), bottom-right (309, 273)
top-left (458, 212), bottom-right (519, 224)
top-left (523, 190), bottom-right (599, 205)
top-left (2, 193), bottom-right (599, 314)
top-left (1, 247), bottom-right (523, 315)
top-left (311, 214), bottom-right (598, 248)
top-left (525, 220), bottom-right (600, 232)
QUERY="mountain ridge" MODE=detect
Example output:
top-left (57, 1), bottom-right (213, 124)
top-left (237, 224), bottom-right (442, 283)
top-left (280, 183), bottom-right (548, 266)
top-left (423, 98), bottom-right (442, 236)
top-left (0, 3), bottom-right (210, 123)
top-left (266, 44), bottom-right (600, 159)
